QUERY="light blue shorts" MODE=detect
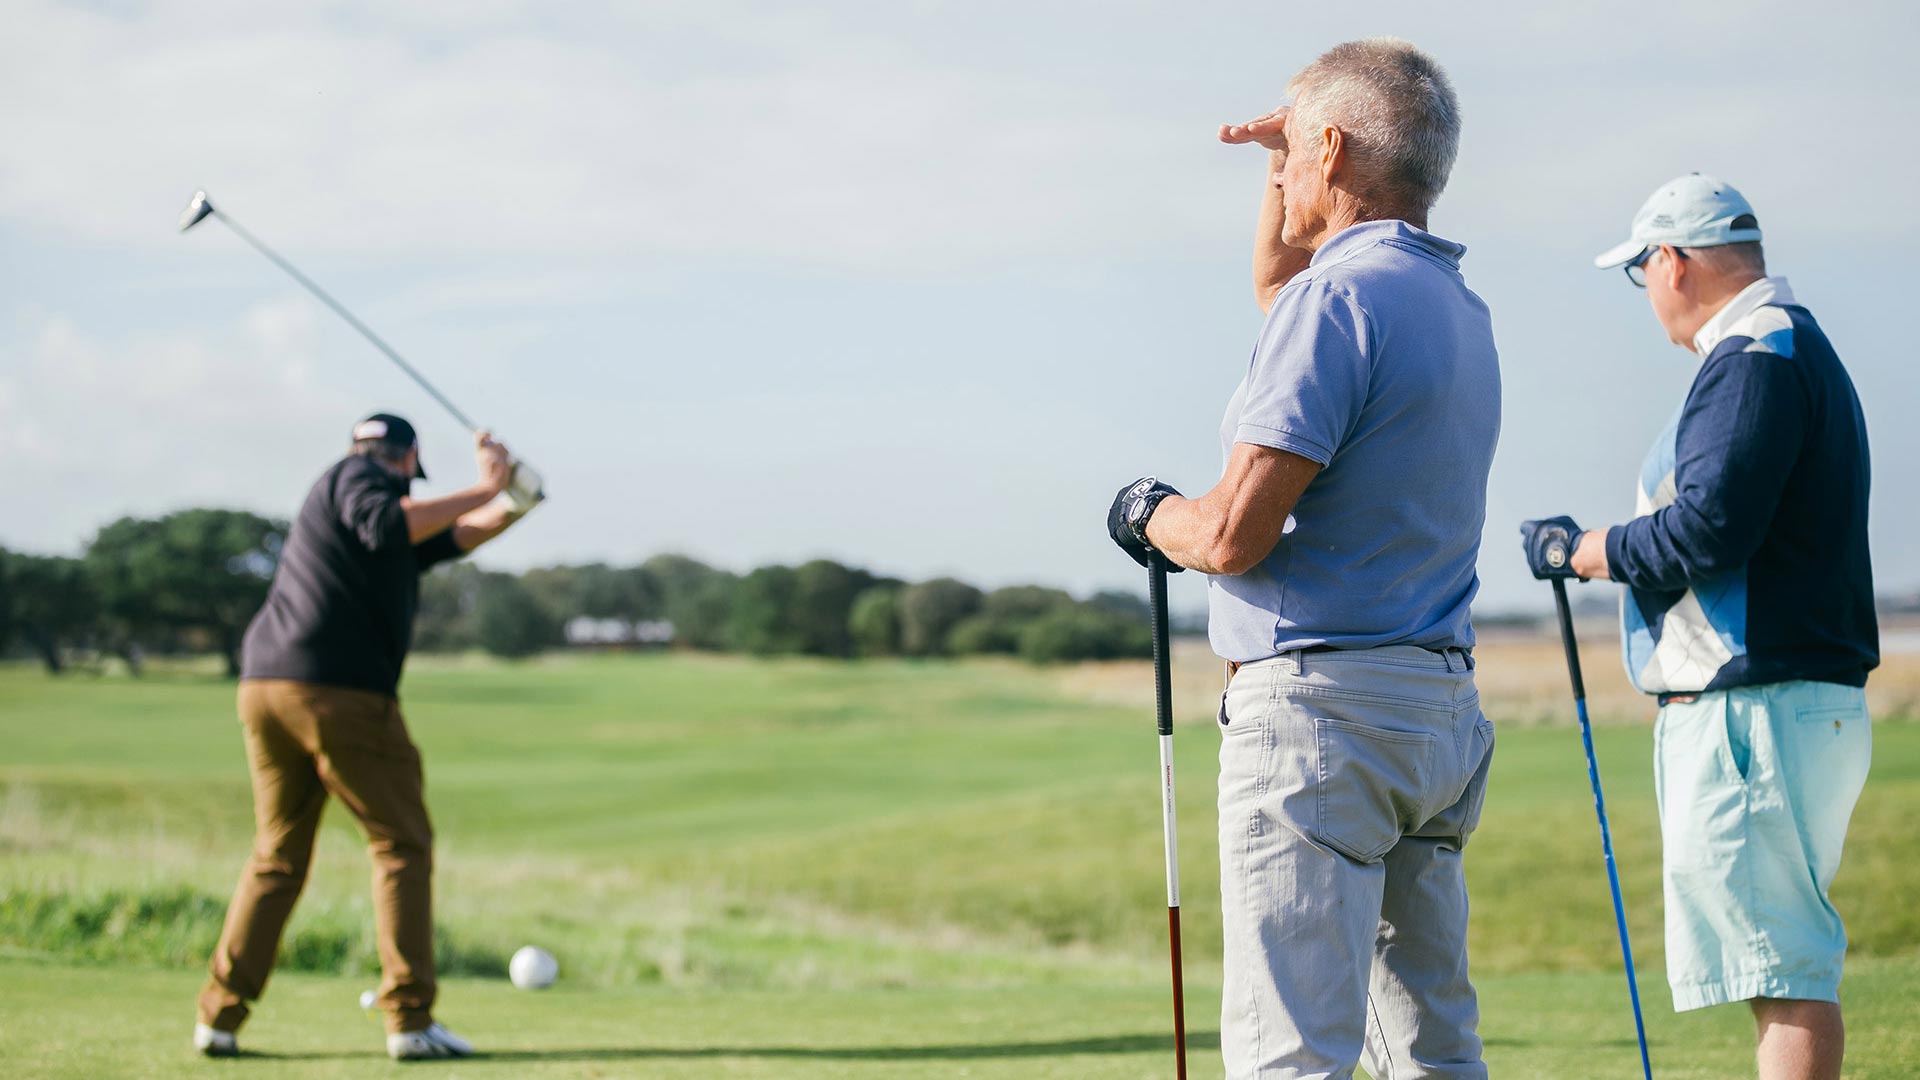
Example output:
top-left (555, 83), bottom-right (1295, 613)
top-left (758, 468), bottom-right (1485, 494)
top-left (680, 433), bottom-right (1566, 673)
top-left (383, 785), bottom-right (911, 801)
top-left (1654, 680), bottom-right (1871, 1011)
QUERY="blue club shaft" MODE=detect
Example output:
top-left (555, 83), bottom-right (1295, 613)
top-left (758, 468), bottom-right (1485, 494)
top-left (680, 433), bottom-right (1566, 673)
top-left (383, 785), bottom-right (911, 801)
top-left (1553, 578), bottom-right (1653, 1080)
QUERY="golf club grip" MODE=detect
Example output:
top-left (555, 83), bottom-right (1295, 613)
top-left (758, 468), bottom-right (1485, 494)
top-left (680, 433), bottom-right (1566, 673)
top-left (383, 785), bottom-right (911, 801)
top-left (1551, 578), bottom-right (1587, 701)
top-left (210, 209), bottom-right (481, 433)
top-left (1147, 555), bottom-right (1173, 736)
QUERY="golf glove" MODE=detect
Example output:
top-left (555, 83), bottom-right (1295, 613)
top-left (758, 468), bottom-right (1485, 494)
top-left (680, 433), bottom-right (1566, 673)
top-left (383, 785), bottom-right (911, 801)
top-left (504, 461), bottom-right (546, 515)
top-left (1107, 477), bottom-right (1184, 572)
top-left (1520, 516), bottom-right (1587, 580)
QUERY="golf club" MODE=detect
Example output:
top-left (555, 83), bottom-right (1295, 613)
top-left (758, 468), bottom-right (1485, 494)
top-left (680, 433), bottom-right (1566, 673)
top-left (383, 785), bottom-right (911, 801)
top-left (177, 190), bottom-right (544, 507)
top-left (1549, 576), bottom-right (1654, 1080)
top-left (1146, 552), bottom-right (1188, 1080)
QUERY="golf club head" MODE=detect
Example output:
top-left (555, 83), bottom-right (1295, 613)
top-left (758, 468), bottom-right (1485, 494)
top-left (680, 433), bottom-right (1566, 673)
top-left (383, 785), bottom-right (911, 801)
top-left (178, 190), bottom-right (215, 232)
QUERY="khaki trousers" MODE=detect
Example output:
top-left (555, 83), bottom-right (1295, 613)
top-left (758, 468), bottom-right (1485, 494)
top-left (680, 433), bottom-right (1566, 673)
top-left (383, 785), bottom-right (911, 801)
top-left (198, 679), bottom-right (436, 1035)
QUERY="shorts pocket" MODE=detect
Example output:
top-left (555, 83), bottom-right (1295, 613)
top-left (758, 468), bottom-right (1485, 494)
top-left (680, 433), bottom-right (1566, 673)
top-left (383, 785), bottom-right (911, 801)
top-left (1794, 704), bottom-right (1866, 732)
top-left (1312, 715), bottom-right (1436, 863)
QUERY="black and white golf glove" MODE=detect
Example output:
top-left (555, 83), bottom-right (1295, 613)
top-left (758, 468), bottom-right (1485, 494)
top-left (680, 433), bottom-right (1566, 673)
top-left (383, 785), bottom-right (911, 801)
top-left (1520, 516), bottom-right (1587, 580)
top-left (1108, 477), bottom-right (1184, 571)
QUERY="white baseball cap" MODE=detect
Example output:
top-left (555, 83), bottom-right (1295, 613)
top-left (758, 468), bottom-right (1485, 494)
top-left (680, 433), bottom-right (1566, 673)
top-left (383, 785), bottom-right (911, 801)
top-left (1594, 173), bottom-right (1762, 269)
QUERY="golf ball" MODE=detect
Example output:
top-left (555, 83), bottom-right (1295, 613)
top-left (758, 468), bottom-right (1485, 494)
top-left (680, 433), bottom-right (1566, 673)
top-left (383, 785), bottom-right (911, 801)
top-left (358, 989), bottom-right (377, 1010)
top-left (509, 945), bottom-right (559, 990)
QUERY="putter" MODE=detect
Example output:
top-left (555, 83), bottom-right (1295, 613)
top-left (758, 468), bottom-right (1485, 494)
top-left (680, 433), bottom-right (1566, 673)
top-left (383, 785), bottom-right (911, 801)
top-left (1548, 576), bottom-right (1653, 1080)
top-left (177, 190), bottom-right (545, 507)
top-left (1146, 552), bottom-right (1188, 1080)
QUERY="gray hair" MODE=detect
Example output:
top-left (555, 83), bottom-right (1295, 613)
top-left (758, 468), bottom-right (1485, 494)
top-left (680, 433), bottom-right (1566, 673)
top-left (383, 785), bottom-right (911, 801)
top-left (1684, 241), bottom-right (1767, 279)
top-left (1288, 38), bottom-right (1461, 218)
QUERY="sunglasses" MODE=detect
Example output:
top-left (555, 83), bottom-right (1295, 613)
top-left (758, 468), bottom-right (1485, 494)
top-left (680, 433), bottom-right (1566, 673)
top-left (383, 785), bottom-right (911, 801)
top-left (1624, 246), bottom-right (1688, 288)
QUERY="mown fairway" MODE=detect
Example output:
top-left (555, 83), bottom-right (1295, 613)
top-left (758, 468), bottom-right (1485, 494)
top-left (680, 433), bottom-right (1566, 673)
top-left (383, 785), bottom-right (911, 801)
top-left (3, 642), bottom-right (1917, 1078)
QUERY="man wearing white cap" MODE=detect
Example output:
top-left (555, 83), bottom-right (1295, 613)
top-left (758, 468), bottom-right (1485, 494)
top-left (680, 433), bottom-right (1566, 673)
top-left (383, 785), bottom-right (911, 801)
top-left (1522, 175), bottom-right (1876, 1079)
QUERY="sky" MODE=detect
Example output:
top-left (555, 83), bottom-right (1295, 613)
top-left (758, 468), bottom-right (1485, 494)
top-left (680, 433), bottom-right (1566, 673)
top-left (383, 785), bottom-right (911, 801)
top-left (3, 0), bottom-right (1917, 619)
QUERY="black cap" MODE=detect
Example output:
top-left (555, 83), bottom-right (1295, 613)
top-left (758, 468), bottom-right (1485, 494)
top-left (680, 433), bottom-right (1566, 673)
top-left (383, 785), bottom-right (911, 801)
top-left (351, 412), bottom-right (428, 479)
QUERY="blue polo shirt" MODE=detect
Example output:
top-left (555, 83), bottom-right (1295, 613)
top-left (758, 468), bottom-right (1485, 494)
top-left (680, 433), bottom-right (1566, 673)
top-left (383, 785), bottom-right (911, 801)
top-left (1208, 219), bottom-right (1502, 663)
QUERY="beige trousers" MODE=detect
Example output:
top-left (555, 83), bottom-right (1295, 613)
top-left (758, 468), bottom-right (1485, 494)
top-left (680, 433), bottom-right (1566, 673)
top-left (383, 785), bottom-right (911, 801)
top-left (198, 679), bottom-right (436, 1035)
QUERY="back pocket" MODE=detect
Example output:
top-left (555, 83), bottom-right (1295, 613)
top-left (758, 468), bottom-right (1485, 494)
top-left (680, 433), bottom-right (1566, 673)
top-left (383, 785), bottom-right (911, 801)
top-left (1312, 716), bottom-right (1437, 863)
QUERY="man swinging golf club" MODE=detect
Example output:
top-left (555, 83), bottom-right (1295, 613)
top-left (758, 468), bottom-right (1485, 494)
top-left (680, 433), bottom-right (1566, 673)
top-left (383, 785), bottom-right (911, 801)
top-left (1523, 174), bottom-right (1877, 1080)
top-left (1108, 38), bottom-right (1500, 1079)
top-left (193, 413), bottom-right (539, 1060)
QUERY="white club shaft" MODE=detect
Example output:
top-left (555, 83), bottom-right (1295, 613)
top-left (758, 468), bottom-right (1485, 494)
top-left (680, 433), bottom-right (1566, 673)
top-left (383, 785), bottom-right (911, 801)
top-left (1160, 731), bottom-right (1180, 908)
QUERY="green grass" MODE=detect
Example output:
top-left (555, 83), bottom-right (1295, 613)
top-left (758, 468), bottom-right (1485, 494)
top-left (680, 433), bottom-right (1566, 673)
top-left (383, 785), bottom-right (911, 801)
top-left (3, 956), bottom-right (1918, 1079)
top-left (1, 652), bottom-right (1916, 1078)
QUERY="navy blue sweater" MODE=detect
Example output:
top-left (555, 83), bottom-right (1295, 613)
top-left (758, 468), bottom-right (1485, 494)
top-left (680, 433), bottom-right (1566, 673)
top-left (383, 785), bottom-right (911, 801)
top-left (1605, 283), bottom-right (1877, 694)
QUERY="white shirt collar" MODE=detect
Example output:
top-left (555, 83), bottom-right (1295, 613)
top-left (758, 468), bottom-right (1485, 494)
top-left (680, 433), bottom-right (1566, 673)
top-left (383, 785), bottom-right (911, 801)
top-left (1692, 275), bottom-right (1794, 355)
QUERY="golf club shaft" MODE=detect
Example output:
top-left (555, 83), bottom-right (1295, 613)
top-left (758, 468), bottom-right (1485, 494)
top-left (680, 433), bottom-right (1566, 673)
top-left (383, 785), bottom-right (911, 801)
top-left (209, 208), bottom-right (481, 433)
top-left (1147, 554), bottom-right (1188, 1080)
top-left (1551, 579), bottom-right (1653, 1080)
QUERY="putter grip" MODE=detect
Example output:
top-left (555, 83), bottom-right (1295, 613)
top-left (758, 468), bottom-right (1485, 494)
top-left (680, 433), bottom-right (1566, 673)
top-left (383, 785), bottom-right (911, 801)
top-left (1147, 554), bottom-right (1174, 737)
top-left (1551, 578), bottom-right (1586, 701)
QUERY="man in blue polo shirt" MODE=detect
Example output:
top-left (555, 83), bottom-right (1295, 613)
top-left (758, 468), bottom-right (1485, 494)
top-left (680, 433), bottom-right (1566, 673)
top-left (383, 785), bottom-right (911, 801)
top-left (1108, 38), bottom-right (1500, 1079)
top-left (1523, 175), bottom-right (1876, 1080)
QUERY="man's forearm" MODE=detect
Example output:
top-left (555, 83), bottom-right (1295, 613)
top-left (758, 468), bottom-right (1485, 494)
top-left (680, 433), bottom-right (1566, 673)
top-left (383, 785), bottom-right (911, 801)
top-left (450, 501), bottom-right (523, 552)
top-left (1143, 495), bottom-right (1240, 575)
top-left (402, 485), bottom-right (498, 543)
top-left (1141, 445), bottom-right (1321, 575)
top-left (1254, 150), bottom-right (1312, 313)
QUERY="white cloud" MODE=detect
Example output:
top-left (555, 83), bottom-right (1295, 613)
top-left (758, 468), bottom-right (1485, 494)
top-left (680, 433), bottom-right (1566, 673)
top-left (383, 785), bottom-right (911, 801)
top-left (0, 300), bottom-right (362, 548)
top-left (0, 0), bottom-right (1227, 271)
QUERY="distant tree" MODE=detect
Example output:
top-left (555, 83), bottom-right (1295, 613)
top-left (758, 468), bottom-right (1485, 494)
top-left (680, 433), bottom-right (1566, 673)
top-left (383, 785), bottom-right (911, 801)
top-left (82, 518), bottom-right (166, 673)
top-left (945, 614), bottom-right (1020, 656)
top-left (523, 563), bottom-right (662, 629)
top-left (1086, 589), bottom-right (1150, 622)
top-left (84, 510), bottom-right (285, 677)
top-left (946, 585), bottom-right (1078, 656)
top-left (474, 572), bottom-right (551, 659)
top-left (897, 578), bottom-right (983, 657)
top-left (4, 552), bottom-right (97, 674)
top-left (644, 554), bottom-right (737, 650)
top-left (415, 562), bottom-right (486, 652)
top-left (1017, 604), bottom-right (1152, 664)
top-left (727, 564), bottom-right (804, 656)
top-left (790, 559), bottom-right (873, 657)
top-left (983, 585), bottom-right (1075, 621)
top-left (0, 547), bottom-right (13, 655)
top-left (847, 587), bottom-right (902, 657)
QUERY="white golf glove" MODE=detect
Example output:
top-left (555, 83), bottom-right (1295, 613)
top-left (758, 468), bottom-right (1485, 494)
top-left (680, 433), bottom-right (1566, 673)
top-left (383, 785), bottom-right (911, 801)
top-left (504, 460), bottom-right (546, 514)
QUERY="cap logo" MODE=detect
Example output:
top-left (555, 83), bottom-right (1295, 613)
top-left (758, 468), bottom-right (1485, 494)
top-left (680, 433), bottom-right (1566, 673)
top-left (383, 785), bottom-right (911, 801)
top-left (1649, 214), bottom-right (1674, 228)
top-left (353, 420), bottom-right (390, 440)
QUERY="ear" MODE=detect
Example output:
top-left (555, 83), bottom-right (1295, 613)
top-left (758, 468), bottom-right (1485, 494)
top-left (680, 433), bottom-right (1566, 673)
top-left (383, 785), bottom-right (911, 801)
top-left (1320, 125), bottom-right (1343, 185)
top-left (1660, 245), bottom-right (1686, 291)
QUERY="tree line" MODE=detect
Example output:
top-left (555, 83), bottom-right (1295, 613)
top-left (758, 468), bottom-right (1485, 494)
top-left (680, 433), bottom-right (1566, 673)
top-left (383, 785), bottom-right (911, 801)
top-left (0, 509), bottom-right (1152, 674)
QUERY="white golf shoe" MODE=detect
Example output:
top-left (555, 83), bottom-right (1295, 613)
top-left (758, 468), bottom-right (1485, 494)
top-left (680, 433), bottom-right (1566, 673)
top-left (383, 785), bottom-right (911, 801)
top-left (192, 1022), bottom-right (238, 1057)
top-left (387, 1022), bottom-right (475, 1061)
